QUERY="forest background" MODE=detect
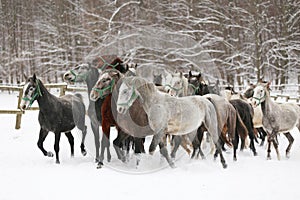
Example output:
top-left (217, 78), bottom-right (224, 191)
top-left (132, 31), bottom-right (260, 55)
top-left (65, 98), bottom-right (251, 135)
top-left (0, 0), bottom-right (299, 86)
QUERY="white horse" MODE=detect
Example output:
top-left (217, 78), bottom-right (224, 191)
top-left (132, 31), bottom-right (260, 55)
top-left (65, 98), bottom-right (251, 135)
top-left (167, 72), bottom-right (189, 97)
top-left (116, 76), bottom-right (228, 168)
top-left (252, 82), bottom-right (300, 159)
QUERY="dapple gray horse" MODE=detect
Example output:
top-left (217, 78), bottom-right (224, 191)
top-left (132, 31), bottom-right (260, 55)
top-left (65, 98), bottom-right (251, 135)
top-left (117, 76), bottom-right (228, 168)
top-left (252, 82), bottom-right (300, 159)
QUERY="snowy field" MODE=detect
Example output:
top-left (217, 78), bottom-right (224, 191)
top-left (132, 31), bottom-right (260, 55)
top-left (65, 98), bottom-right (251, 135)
top-left (1, 91), bottom-right (300, 200)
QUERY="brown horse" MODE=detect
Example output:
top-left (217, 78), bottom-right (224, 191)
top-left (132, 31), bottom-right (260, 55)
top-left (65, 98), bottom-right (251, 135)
top-left (90, 69), bottom-right (145, 167)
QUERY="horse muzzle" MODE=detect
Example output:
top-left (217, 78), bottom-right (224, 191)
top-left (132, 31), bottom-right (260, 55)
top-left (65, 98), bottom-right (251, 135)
top-left (89, 91), bottom-right (99, 102)
top-left (63, 73), bottom-right (75, 83)
top-left (20, 101), bottom-right (28, 111)
top-left (117, 105), bottom-right (127, 114)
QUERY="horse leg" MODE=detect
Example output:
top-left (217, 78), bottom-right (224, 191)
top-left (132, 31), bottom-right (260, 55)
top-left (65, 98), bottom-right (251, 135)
top-left (134, 137), bottom-right (145, 166)
top-left (149, 134), bottom-right (161, 155)
top-left (240, 137), bottom-right (245, 151)
top-left (283, 132), bottom-right (294, 158)
top-left (249, 134), bottom-right (257, 156)
top-left (214, 139), bottom-right (224, 160)
top-left (170, 135), bottom-right (182, 159)
top-left (65, 131), bottom-right (74, 157)
top-left (80, 125), bottom-right (87, 156)
top-left (37, 128), bottom-right (53, 157)
top-left (191, 136), bottom-right (200, 159)
top-left (112, 129), bottom-right (128, 163)
top-left (215, 138), bottom-right (227, 169)
top-left (233, 132), bottom-right (239, 161)
top-left (102, 133), bottom-right (111, 162)
top-left (258, 127), bottom-right (267, 146)
top-left (91, 120), bottom-right (100, 163)
top-left (196, 127), bottom-right (205, 159)
top-left (272, 138), bottom-right (280, 160)
top-left (267, 136), bottom-right (272, 160)
top-left (159, 142), bottom-right (175, 168)
top-left (54, 132), bottom-right (61, 164)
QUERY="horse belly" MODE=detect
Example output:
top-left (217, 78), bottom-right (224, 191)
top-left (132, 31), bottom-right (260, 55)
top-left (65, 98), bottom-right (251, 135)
top-left (167, 108), bottom-right (202, 135)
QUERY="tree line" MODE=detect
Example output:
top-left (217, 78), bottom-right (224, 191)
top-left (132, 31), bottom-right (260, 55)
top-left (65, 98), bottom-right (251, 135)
top-left (0, 0), bottom-right (299, 86)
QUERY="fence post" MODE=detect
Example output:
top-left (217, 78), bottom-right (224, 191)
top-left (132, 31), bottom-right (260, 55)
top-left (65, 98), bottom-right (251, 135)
top-left (59, 84), bottom-right (67, 97)
top-left (15, 87), bottom-right (23, 129)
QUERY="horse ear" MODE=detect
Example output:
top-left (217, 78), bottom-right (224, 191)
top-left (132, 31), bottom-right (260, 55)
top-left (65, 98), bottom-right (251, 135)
top-left (33, 73), bottom-right (37, 82)
top-left (189, 71), bottom-right (192, 77)
top-left (179, 72), bottom-right (183, 78)
top-left (197, 73), bottom-right (202, 80)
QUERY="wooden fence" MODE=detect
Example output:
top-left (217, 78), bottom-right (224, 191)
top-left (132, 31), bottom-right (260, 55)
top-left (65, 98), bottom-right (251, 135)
top-left (1, 82), bottom-right (300, 129)
top-left (0, 83), bottom-right (87, 129)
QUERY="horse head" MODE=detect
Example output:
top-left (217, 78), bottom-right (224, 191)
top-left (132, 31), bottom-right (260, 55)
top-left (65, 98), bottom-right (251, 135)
top-left (63, 63), bottom-right (91, 83)
top-left (90, 69), bottom-right (123, 101)
top-left (168, 72), bottom-right (187, 97)
top-left (117, 77), bottom-right (154, 114)
top-left (20, 73), bottom-right (43, 110)
top-left (252, 81), bottom-right (271, 107)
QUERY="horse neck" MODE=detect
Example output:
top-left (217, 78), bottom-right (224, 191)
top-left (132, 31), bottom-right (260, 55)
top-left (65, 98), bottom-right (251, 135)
top-left (260, 92), bottom-right (274, 116)
top-left (36, 81), bottom-right (56, 112)
top-left (85, 69), bottom-right (99, 95)
top-left (137, 87), bottom-right (158, 112)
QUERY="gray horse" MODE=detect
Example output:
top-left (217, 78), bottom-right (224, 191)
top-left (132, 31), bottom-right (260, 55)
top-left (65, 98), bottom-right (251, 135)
top-left (252, 82), bottom-right (300, 159)
top-left (117, 76), bottom-right (228, 168)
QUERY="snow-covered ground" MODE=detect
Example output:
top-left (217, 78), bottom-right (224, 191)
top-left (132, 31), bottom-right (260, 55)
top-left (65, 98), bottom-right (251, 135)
top-left (1, 91), bottom-right (300, 200)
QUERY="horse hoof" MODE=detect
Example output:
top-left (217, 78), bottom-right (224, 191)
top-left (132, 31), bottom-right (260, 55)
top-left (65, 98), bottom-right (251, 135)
top-left (81, 150), bottom-right (87, 156)
top-left (47, 152), bottom-right (54, 157)
top-left (222, 163), bottom-right (228, 169)
top-left (170, 163), bottom-right (176, 169)
top-left (286, 153), bottom-right (290, 159)
top-left (56, 160), bottom-right (60, 164)
top-left (97, 162), bottom-right (104, 169)
top-left (253, 152), bottom-right (258, 156)
top-left (233, 157), bottom-right (237, 162)
top-left (121, 156), bottom-right (126, 163)
top-left (267, 156), bottom-right (271, 160)
top-left (149, 151), bottom-right (155, 156)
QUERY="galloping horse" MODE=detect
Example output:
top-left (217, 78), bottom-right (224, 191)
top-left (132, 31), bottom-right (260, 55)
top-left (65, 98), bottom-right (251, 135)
top-left (252, 82), bottom-right (300, 159)
top-left (90, 69), bottom-right (145, 167)
top-left (117, 76), bottom-right (228, 168)
top-left (187, 72), bottom-right (248, 161)
top-left (63, 56), bottom-right (128, 166)
top-left (243, 85), bottom-right (268, 146)
top-left (21, 74), bottom-right (87, 164)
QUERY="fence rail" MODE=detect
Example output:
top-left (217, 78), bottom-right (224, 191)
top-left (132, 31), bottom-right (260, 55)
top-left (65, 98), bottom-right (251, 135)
top-left (0, 83), bottom-right (87, 129)
top-left (1, 82), bottom-right (300, 129)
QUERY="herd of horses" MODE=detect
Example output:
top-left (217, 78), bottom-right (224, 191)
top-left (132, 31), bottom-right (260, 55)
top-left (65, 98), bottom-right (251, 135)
top-left (20, 56), bottom-right (300, 169)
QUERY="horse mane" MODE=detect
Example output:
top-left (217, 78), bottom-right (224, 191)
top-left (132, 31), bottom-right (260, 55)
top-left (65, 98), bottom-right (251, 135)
top-left (125, 77), bottom-right (156, 98)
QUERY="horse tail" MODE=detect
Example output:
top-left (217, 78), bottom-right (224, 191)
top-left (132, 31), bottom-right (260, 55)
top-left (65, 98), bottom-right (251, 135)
top-left (207, 97), bottom-right (232, 146)
top-left (236, 111), bottom-right (248, 140)
top-left (225, 106), bottom-right (236, 147)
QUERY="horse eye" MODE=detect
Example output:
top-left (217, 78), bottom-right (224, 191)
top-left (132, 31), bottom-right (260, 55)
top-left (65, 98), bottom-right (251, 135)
top-left (29, 87), bottom-right (34, 91)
